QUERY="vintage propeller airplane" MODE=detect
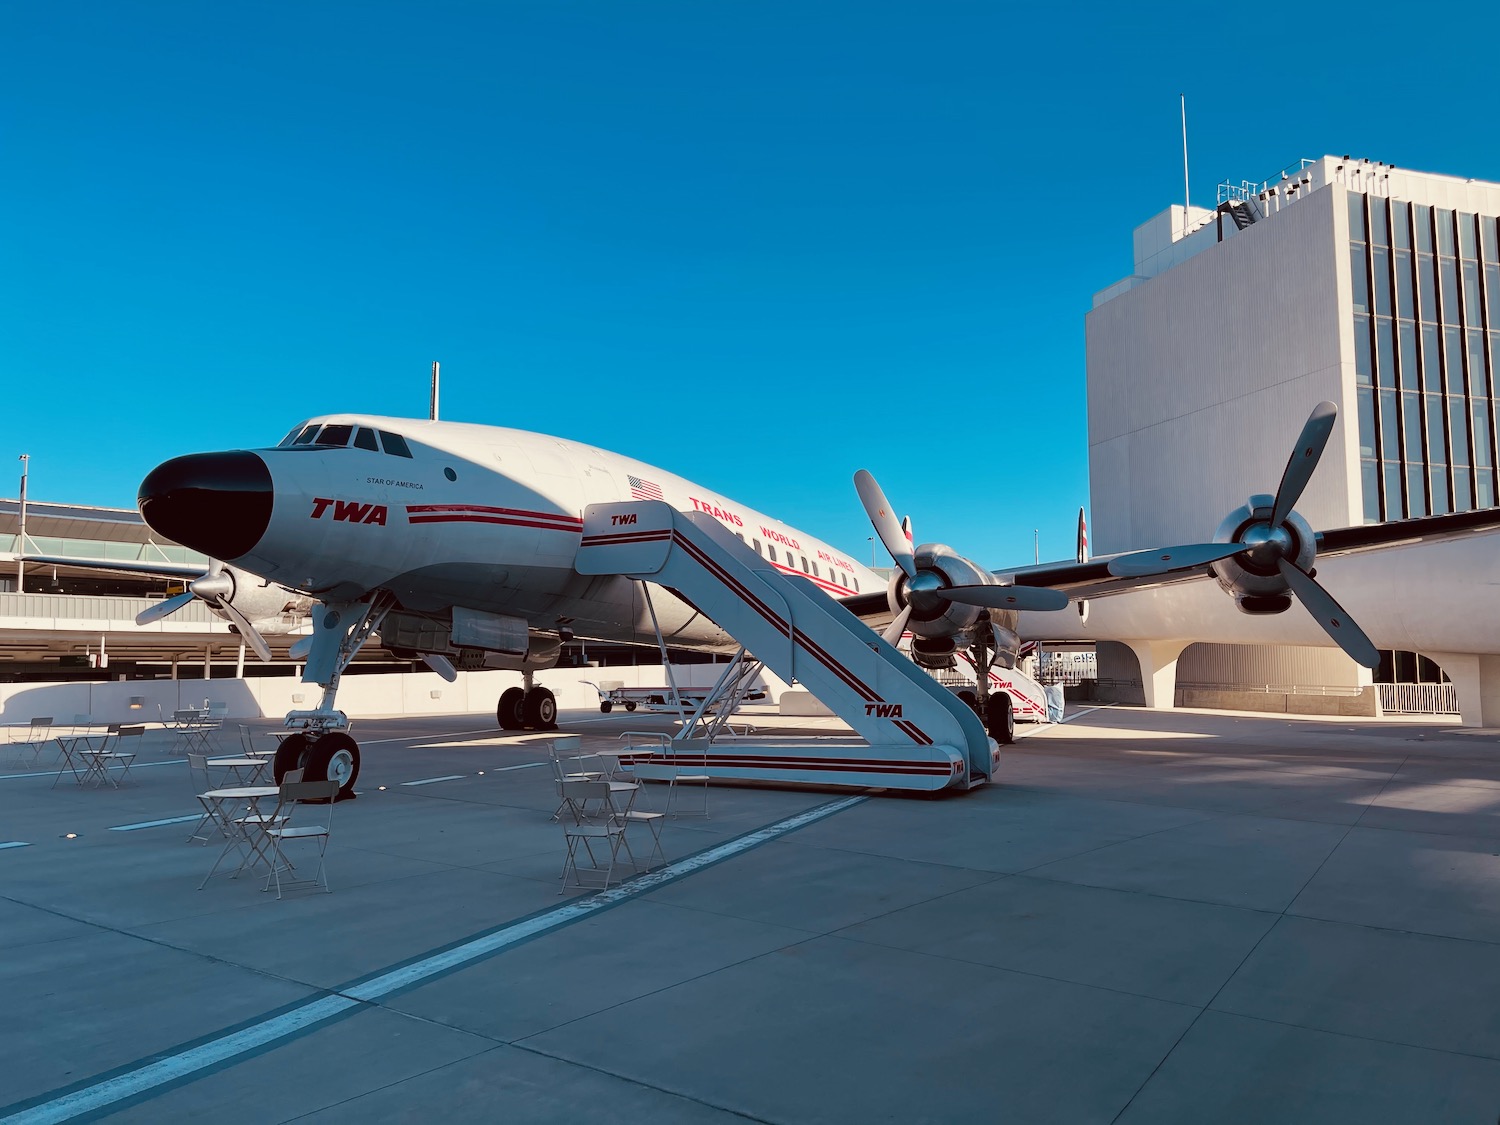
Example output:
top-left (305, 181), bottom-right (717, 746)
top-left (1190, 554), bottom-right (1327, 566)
top-left (39, 400), bottom-right (1491, 797)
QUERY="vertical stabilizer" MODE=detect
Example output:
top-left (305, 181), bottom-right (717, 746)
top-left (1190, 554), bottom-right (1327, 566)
top-left (1076, 508), bottom-right (1089, 563)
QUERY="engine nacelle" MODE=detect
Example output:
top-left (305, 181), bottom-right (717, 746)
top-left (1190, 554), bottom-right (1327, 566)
top-left (1209, 493), bottom-right (1316, 615)
top-left (215, 565), bottom-right (312, 631)
top-left (887, 543), bottom-right (991, 639)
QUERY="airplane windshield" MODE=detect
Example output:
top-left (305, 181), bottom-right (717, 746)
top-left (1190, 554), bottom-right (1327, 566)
top-left (277, 422), bottom-right (414, 457)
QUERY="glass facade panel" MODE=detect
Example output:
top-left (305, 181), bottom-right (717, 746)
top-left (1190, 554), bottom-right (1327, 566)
top-left (1348, 192), bottom-right (1367, 240)
top-left (1375, 319), bottom-right (1395, 387)
top-left (1441, 256), bottom-right (1460, 317)
top-left (1350, 245), bottom-right (1369, 313)
top-left (1399, 320), bottom-right (1419, 388)
top-left (1445, 327), bottom-right (1466, 392)
top-left (1392, 204), bottom-right (1411, 250)
top-left (1451, 397), bottom-right (1472, 466)
top-left (1382, 463), bottom-right (1403, 520)
top-left (1430, 464), bottom-right (1451, 515)
top-left (1370, 202), bottom-right (1389, 246)
top-left (1437, 209), bottom-right (1455, 255)
top-left (1407, 465), bottom-right (1427, 516)
top-left (1459, 213), bottom-right (1477, 259)
top-left (1357, 386), bottom-right (1377, 456)
top-left (1414, 204), bottom-right (1433, 252)
top-left (1487, 264), bottom-right (1500, 327)
top-left (1362, 461), bottom-right (1381, 522)
top-left (1474, 401), bottom-right (1494, 468)
top-left (1463, 260), bottom-right (1482, 324)
top-left (1403, 392), bottom-right (1424, 462)
top-left (1469, 329), bottom-right (1489, 391)
top-left (1426, 394), bottom-right (1447, 464)
top-left (1480, 473), bottom-right (1496, 509)
top-left (1453, 465), bottom-right (1475, 512)
top-left (1395, 249), bottom-right (1413, 318)
top-left (1354, 315), bottom-right (1372, 384)
top-left (1482, 216), bottom-right (1498, 262)
top-left (1418, 253), bottom-right (1437, 321)
top-left (1373, 247), bottom-right (1392, 316)
top-left (1422, 324), bottom-right (1442, 389)
top-left (1379, 389), bottom-right (1399, 460)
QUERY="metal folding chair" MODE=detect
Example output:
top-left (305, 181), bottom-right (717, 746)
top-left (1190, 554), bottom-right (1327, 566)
top-left (83, 725), bottom-right (142, 787)
top-left (13, 717), bottom-right (56, 769)
top-left (558, 780), bottom-right (635, 893)
top-left (257, 778), bottom-right (340, 898)
top-left (664, 752), bottom-right (711, 819)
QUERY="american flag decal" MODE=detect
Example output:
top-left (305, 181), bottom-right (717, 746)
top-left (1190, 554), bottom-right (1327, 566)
top-left (628, 474), bottom-right (663, 501)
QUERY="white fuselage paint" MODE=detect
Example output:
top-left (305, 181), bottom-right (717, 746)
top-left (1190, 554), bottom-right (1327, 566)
top-left (240, 415), bottom-right (886, 651)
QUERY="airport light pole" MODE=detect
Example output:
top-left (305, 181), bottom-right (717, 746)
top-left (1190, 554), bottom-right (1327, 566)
top-left (16, 454), bottom-right (28, 594)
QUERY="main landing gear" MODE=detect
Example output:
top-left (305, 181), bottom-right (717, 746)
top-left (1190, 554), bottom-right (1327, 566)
top-left (498, 673), bottom-right (558, 731)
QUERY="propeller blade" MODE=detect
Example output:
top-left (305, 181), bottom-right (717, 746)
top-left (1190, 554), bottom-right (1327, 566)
top-left (854, 470), bottom-right (916, 578)
top-left (1276, 558), bottom-right (1380, 669)
top-left (881, 604), bottom-right (913, 646)
top-left (288, 635), bottom-right (314, 661)
top-left (1271, 400), bottom-right (1338, 528)
top-left (1107, 541), bottom-right (1247, 578)
top-left (135, 591), bottom-right (196, 626)
top-left (943, 584), bottom-right (1070, 612)
top-left (213, 597), bottom-right (273, 662)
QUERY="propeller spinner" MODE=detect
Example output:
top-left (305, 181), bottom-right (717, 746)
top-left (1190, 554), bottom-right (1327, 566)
top-left (135, 560), bottom-right (274, 662)
top-left (1105, 401), bottom-right (1380, 668)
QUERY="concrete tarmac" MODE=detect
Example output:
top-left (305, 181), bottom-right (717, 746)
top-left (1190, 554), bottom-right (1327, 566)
top-left (2, 704), bottom-right (1499, 1123)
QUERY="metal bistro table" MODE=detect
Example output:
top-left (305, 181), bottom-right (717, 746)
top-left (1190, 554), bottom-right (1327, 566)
top-left (51, 726), bottom-right (116, 788)
top-left (197, 786), bottom-right (281, 888)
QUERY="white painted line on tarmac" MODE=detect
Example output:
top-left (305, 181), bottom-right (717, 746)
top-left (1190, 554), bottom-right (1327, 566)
top-left (109, 814), bottom-right (203, 832)
top-left (399, 774), bottom-right (467, 786)
top-left (490, 762), bottom-right (545, 772)
top-left (358, 729), bottom-right (497, 746)
top-left (1057, 703), bottom-right (1117, 724)
top-left (0, 841), bottom-right (30, 850)
top-left (0, 759), bottom-right (186, 782)
top-left (0, 793), bottom-right (866, 1125)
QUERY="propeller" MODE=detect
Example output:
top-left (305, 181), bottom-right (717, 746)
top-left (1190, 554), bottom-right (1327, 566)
top-left (1105, 401), bottom-right (1380, 668)
top-left (854, 469), bottom-right (1070, 615)
top-left (134, 560), bottom-right (273, 662)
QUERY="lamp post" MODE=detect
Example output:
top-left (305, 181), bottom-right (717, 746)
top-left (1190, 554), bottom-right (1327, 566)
top-left (16, 454), bottom-right (28, 594)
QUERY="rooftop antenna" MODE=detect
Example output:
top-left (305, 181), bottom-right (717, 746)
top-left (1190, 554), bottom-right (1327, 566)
top-left (430, 361), bottom-right (440, 421)
top-left (1180, 93), bottom-right (1190, 239)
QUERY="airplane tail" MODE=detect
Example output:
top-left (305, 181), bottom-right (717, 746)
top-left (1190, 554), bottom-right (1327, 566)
top-left (1075, 507), bottom-right (1089, 564)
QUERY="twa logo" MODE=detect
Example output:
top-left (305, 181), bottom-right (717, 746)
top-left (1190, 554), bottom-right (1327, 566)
top-left (611, 513), bottom-right (638, 526)
top-left (864, 703), bottom-right (903, 719)
top-left (310, 497), bottom-right (388, 525)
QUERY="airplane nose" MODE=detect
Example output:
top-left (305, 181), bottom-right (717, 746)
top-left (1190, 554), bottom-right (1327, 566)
top-left (138, 451), bottom-right (274, 561)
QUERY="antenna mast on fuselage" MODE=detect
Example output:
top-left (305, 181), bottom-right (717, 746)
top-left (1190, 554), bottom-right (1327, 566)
top-left (430, 361), bottom-right (440, 421)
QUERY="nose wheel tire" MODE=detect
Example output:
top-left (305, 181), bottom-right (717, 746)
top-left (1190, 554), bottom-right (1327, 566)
top-left (986, 693), bottom-right (1015, 745)
top-left (272, 730), bottom-right (360, 800)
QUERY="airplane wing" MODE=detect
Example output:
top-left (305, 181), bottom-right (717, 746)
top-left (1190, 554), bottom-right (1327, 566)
top-left (1001, 507), bottom-right (1500, 601)
top-left (22, 554), bottom-right (206, 581)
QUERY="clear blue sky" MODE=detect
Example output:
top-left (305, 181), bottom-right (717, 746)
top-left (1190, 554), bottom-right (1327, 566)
top-left (4, 1), bottom-right (1498, 569)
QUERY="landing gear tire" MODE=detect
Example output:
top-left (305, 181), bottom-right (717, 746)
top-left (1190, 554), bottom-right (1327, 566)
top-left (522, 687), bottom-right (557, 729)
top-left (986, 693), bottom-right (1015, 745)
top-left (498, 687), bottom-right (526, 730)
top-left (273, 731), bottom-right (360, 801)
top-left (304, 732), bottom-right (360, 801)
top-left (273, 732), bottom-right (308, 784)
top-left (600, 701), bottom-right (614, 714)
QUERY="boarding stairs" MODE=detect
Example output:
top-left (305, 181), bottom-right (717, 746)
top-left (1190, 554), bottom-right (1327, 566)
top-left (576, 501), bottom-right (995, 792)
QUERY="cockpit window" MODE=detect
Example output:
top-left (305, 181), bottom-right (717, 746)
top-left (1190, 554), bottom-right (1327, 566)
top-left (318, 424), bottom-right (354, 447)
top-left (292, 425), bottom-right (321, 445)
top-left (278, 425), bottom-right (303, 447)
top-left (379, 431), bottom-right (413, 458)
top-left (353, 427), bottom-right (379, 451)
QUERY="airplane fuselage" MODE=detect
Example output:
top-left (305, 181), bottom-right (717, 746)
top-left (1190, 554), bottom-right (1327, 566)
top-left (143, 414), bottom-right (887, 652)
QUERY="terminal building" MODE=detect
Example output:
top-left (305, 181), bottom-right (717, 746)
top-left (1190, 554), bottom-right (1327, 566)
top-left (1086, 154), bottom-right (1500, 715)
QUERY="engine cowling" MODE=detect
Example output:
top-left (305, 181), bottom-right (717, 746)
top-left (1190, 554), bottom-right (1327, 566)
top-left (886, 543), bottom-right (992, 639)
top-left (1210, 493), bottom-right (1316, 615)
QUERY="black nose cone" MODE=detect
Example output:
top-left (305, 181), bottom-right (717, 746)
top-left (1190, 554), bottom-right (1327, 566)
top-left (138, 452), bottom-right (273, 561)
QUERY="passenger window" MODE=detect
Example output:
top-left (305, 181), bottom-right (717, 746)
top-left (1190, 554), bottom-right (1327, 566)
top-left (353, 427), bottom-right (379, 451)
top-left (768, 545), bottom-right (777, 563)
top-left (801, 557), bottom-right (809, 573)
top-left (379, 431), bottom-right (413, 458)
top-left (753, 539), bottom-right (762, 555)
top-left (812, 561), bottom-right (819, 577)
top-left (853, 577), bottom-right (859, 592)
top-left (318, 424), bottom-right (354, 447)
top-left (293, 425), bottom-right (321, 445)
